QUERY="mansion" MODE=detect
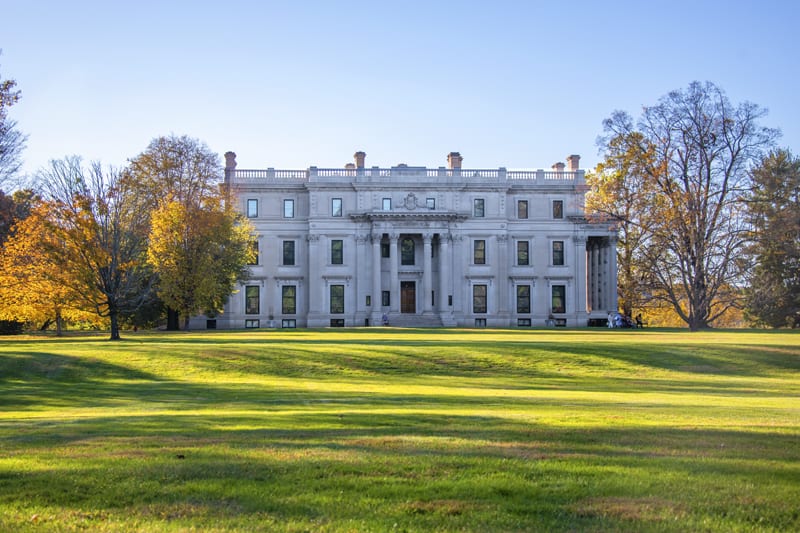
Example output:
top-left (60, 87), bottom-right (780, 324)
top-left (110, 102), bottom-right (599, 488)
top-left (200, 151), bottom-right (617, 329)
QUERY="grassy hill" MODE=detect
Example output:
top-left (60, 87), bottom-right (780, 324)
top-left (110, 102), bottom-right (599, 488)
top-left (0, 328), bottom-right (798, 532)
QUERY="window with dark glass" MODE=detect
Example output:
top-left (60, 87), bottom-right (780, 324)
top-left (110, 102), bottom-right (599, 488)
top-left (473, 239), bottom-right (486, 265)
top-left (553, 200), bottom-right (564, 219)
top-left (332, 198), bottom-right (343, 217)
top-left (248, 239), bottom-right (259, 265)
top-left (283, 240), bottom-right (295, 266)
top-left (401, 238), bottom-right (415, 265)
top-left (517, 241), bottom-right (529, 266)
top-left (517, 200), bottom-right (528, 219)
top-left (551, 285), bottom-right (566, 314)
top-left (382, 291), bottom-right (390, 306)
top-left (473, 284), bottom-right (487, 314)
top-left (331, 239), bottom-right (343, 265)
top-left (330, 284), bottom-right (344, 314)
top-left (553, 240), bottom-right (564, 266)
top-left (517, 285), bottom-right (531, 314)
top-left (283, 199), bottom-right (294, 218)
top-left (247, 199), bottom-right (258, 218)
top-left (473, 198), bottom-right (485, 217)
top-left (282, 285), bottom-right (296, 315)
top-left (381, 241), bottom-right (390, 258)
top-left (245, 286), bottom-right (259, 315)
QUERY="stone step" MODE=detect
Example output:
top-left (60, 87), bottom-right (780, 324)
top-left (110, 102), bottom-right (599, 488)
top-left (384, 313), bottom-right (444, 328)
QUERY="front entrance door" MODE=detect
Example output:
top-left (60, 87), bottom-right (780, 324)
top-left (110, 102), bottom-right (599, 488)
top-left (401, 281), bottom-right (416, 313)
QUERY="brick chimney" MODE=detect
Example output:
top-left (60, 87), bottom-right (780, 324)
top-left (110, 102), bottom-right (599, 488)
top-left (566, 154), bottom-right (580, 171)
top-left (552, 162), bottom-right (565, 172)
top-left (224, 151), bottom-right (237, 184)
top-left (447, 152), bottom-right (463, 170)
top-left (354, 151), bottom-right (366, 169)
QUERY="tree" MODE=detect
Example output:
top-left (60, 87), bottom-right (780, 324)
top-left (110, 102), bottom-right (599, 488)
top-left (38, 157), bottom-right (155, 340)
top-left (586, 132), bottom-right (657, 318)
top-left (744, 149), bottom-right (800, 328)
top-left (127, 135), bottom-right (253, 329)
top-left (147, 196), bottom-right (253, 329)
top-left (0, 203), bottom-right (98, 334)
top-left (0, 188), bottom-right (37, 245)
top-left (599, 82), bottom-right (779, 330)
top-left (0, 53), bottom-right (27, 189)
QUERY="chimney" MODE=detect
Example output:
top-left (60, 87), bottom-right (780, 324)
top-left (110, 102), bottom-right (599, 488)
top-left (567, 154), bottom-right (580, 171)
top-left (447, 152), bottom-right (463, 170)
top-left (354, 151), bottom-right (366, 169)
top-left (344, 163), bottom-right (356, 170)
top-left (552, 162), bottom-right (565, 174)
top-left (224, 151), bottom-right (237, 184)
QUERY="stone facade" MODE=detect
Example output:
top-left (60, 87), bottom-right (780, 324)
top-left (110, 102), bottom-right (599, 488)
top-left (196, 151), bottom-right (617, 329)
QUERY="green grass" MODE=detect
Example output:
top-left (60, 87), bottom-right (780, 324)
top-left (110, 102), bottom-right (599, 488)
top-left (0, 328), bottom-right (798, 532)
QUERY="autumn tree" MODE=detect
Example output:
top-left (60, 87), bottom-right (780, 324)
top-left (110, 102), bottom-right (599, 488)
top-left (0, 53), bottom-right (27, 189)
top-left (147, 195), bottom-right (253, 329)
top-left (744, 149), bottom-right (800, 327)
top-left (586, 132), bottom-right (657, 317)
top-left (37, 157), bottom-right (155, 340)
top-left (0, 203), bottom-right (98, 334)
top-left (127, 135), bottom-right (253, 329)
top-left (599, 82), bottom-right (779, 330)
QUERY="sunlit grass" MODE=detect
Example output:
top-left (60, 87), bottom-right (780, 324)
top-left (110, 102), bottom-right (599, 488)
top-left (0, 328), bottom-right (798, 531)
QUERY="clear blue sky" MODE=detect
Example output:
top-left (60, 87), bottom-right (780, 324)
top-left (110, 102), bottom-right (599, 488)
top-left (1, 0), bottom-right (797, 176)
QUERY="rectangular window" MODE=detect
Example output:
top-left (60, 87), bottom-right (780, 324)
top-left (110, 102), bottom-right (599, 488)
top-left (553, 200), bottom-right (564, 219)
top-left (381, 241), bottom-right (390, 258)
top-left (401, 238), bottom-right (415, 265)
top-left (473, 198), bottom-right (485, 217)
top-left (517, 318), bottom-right (531, 327)
top-left (331, 239), bottom-right (344, 264)
top-left (382, 291), bottom-right (390, 306)
top-left (551, 285), bottom-right (566, 314)
top-left (245, 286), bottom-right (259, 315)
top-left (332, 197), bottom-right (343, 217)
top-left (473, 284), bottom-right (487, 314)
top-left (282, 285), bottom-right (296, 315)
top-left (553, 240), bottom-right (564, 266)
top-left (517, 200), bottom-right (528, 219)
top-left (366, 295), bottom-right (371, 307)
top-left (330, 284), bottom-right (345, 314)
top-left (426, 197), bottom-right (435, 210)
top-left (245, 319), bottom-right (260, 328)
top-left (382, 198), bottom-right (392, 211)
top-left (517, 285), bottom-right (531, 314)
top-left (473, 239), bottom-right (486, 265)
top-left (517, 241), bottom-right (529, 266)
top-left (283, 240), bottom-right (295, 266)
top-left (475, 318), bottom-right (487, 327)
top-left (281, 319), bottom-right (296, 328)
top-left (283, 199), bottom-right (295, 218)
top-left (248, 239), bottom-right (259, 266)
top-left (247, 199), bottom-right (258, 218)
top-left (330, 319), bottom-right (345, 327)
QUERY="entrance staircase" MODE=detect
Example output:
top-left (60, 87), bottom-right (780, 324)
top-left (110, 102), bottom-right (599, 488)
top-left (387, 313), bottom-right (444, 328)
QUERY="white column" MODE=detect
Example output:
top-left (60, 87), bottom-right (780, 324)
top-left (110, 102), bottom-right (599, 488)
top-left (608, 236), bottom-right (618, 312)
top-left (371, 231), bottom-right (382, 324)
top-left (439, 233), bottom-right (450, 313)
top-left (389, 233), bottom-right (399, 313)
top-left (307, 234), bottom-right (321, 317)
top-left (573, 235), bottom-right (588, 322)
top-left (496, 234), bottom-right (509, 321)
top-left (422, 233), bottom-right (433, 313)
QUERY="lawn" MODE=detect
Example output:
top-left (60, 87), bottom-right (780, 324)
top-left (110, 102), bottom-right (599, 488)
top-left (0, 328), bottom-right (798, 532)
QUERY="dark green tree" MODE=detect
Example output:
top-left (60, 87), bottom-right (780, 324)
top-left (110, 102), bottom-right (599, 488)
top-left (745, 149), bottom-right (800, 328)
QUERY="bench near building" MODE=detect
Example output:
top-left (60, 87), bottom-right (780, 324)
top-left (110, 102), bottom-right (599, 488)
top-left (198, 151), bottom-right (617, 329)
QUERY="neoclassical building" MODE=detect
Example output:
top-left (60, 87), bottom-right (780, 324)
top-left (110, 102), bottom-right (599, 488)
top-left (201, 151), bottom-right (617, 329)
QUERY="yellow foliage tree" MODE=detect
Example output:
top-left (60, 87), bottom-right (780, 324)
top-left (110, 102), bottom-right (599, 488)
top-left (147, 195), bottom-right (254, 329)
top-left (0, 204), bottom-right (100, 333)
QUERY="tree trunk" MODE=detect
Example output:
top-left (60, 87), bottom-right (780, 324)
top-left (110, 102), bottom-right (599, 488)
top-left (183, 315), bottom-right (191, 331)
top-left (109, 310), bottom-right (121, 340)
top-left (55, 310), bottom-right (63, 337)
